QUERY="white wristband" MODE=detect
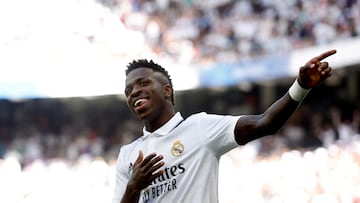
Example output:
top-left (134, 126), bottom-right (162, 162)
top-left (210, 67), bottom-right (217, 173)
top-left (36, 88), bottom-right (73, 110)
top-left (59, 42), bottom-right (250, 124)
top-left (288, 80), bottom-right (310, 102)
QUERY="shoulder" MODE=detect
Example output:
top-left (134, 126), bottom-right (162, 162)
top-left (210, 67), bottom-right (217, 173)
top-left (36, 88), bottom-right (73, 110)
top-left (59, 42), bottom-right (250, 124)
top-left (183, 112), bottom-right (237, 126)
top-left (186, 112), bottom-right (239, 121)
top-left (118, 137), bottom-right (143, 158)
top-left (185, 112), bottom-right (208, 120)
top-left (181, 112), bottom-right (211, 124)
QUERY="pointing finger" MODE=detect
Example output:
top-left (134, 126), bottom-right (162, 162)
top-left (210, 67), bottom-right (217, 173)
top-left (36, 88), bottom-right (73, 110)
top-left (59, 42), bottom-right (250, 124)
top-left (313, 49), bottom-right (337, 61)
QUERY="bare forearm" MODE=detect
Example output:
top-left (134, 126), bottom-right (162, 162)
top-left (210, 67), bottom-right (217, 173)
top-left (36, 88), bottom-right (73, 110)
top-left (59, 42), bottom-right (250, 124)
top-left (235, 93), bottom-right (300, 145)
top-left (261, 93), bottom-right (300, 134)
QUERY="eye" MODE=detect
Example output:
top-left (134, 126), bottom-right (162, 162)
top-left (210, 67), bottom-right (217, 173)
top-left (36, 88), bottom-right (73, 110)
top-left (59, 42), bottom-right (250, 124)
top-left (124, 87), bottom-right (131, 97)
top-left (140, 80), bottom-right (150, 87)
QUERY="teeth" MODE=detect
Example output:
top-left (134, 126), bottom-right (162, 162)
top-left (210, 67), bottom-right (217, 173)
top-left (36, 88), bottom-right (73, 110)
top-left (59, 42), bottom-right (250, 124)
top-left (134, 99), bottom-right (145, 107)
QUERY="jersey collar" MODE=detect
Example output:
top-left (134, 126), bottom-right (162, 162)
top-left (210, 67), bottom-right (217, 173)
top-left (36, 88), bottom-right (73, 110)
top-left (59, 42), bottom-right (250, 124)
top-left (142, 112), bottom-right (183, 138)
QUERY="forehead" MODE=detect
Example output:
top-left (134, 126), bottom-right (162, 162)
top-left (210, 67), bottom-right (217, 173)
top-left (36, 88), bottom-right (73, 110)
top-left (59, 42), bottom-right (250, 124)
top-left (125, 67), bottom-right (156, 84)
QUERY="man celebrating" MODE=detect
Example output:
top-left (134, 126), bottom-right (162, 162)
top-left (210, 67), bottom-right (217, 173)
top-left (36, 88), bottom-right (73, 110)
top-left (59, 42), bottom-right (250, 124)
top-left (113, 50), bottom-right (337, 203)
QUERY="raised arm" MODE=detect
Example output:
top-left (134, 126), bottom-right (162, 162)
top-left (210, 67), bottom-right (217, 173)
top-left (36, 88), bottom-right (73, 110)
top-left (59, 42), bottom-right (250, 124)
top-left (234, 49), bottom-right (337, 145)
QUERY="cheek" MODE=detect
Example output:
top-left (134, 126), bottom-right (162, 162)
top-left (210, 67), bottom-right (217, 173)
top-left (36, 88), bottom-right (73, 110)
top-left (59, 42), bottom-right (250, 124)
top-left (153, 89), bottom-right (166, 101)
top-left (126, 98), bottom-right (132, 109)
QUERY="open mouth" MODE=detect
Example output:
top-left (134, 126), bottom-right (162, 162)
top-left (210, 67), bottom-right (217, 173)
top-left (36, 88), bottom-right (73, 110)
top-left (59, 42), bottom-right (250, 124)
top-left (133, 98), bottom-right (148, 109)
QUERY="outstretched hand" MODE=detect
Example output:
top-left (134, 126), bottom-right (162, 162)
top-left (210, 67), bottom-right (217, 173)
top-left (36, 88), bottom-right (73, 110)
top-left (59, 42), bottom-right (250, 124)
top-left (298, 49), bottom-right (337, 89)
top-left (127, 151), bottom-right (164, 192)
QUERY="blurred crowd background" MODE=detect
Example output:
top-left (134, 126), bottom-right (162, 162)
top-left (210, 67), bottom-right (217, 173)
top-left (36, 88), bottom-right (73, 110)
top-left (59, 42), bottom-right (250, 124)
top-left (1, 0), bottom-right (360, 202)
top-left (1, 0), bottom-right (359, 64)
top-left (99, 0), bottom-right (360, 63)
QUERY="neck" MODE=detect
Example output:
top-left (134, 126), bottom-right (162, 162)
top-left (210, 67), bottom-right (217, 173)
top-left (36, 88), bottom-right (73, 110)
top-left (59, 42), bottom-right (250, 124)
top-left (144, 110), bottom-right (175, 132)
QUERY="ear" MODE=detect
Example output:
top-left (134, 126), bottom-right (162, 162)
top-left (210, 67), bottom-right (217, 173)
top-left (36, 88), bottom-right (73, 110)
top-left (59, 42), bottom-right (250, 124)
top-left (163, 84), bottom-right (173, 99)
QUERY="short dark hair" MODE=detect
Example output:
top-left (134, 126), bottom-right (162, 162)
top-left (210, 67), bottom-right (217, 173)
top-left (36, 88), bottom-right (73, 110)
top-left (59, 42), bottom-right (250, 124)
top-left (126, 59), bottom-right (175, 105)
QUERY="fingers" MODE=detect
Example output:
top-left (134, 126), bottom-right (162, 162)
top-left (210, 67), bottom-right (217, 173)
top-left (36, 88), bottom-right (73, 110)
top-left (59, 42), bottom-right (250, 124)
top-left (317, 61), bottom-right (331, 75)
top-left (150, 169), bottom-right (165, 180)
top-left (298, 49), bottom-right (336, 88)
top-left (317, 61), bottom-right (328, 71)
top-left (140, 153), bottom-right (159, 167)
top-left (306, 49), bottom-right (336, 70)
top-left (148, 161), bottom-right (165, 177)
top-left (134, 151), bottom-right (164, 175)
top-left (134, 150), bottom-right (144, 166)
top-left (139, 153), bottom-right (164, 175)
top-left (144, 154), bottom-right (164, 172)
top-left (129, 151), bottom-right (164, 191)
top-left (313, 49), bottom-right (337, 61)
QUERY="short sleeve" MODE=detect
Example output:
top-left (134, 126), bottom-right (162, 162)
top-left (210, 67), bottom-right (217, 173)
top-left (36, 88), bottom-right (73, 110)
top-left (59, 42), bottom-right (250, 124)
top-left (198, 112), bottom-right (240, 157)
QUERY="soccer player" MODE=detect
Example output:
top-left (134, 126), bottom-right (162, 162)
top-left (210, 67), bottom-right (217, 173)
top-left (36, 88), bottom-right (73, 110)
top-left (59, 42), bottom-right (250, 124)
top-left (112, 49), bottom-right (337, 203)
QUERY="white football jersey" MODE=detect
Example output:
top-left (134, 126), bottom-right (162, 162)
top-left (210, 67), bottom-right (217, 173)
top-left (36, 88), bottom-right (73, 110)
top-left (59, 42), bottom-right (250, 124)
top-left (112, 112), bottom-right (240, 203)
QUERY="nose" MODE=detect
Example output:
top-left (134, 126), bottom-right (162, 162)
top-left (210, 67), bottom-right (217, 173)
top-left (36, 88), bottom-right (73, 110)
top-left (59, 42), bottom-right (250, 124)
top-left (129, 84), bottom-right (143, 97)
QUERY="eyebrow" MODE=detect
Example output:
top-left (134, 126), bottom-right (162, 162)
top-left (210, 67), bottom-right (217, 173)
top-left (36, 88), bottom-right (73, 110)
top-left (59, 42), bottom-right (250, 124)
top-left (124, 77), bottom-right (153, 94)
top-left (125, 77), bottom-right (146, 87)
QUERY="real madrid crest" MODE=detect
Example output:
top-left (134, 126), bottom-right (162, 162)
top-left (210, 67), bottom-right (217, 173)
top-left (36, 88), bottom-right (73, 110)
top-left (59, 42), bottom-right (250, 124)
top-left (171, 140), bottom-right (184, 156)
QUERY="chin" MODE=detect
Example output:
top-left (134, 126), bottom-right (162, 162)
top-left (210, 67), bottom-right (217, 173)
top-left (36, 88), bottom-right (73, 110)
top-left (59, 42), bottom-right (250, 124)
top-left (136, 110), bottom-right (151, 121)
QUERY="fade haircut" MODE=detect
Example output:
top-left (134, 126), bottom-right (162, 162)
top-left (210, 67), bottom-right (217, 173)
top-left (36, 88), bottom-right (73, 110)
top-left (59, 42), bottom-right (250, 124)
top-left (126, 59), bottom-right (175, 105)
